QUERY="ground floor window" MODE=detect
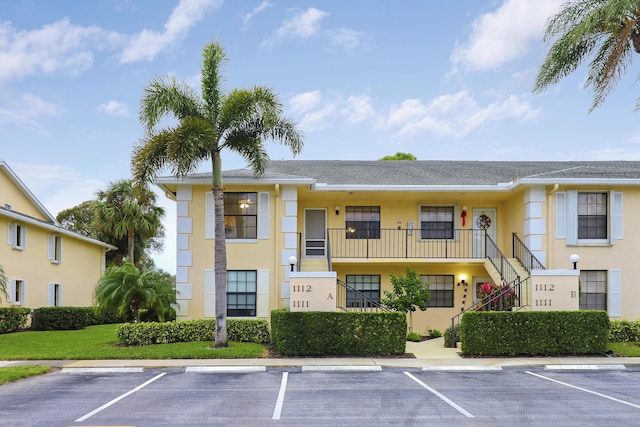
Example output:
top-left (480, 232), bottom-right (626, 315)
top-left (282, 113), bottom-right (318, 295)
top-left (346, 274), bottom-right (380, 307)
top-left (227, 270), bottom-right (256, 316)
top-left (579, 270), bottom-right (607, 310)
top-left (421, 274), bottom-right (454, 307)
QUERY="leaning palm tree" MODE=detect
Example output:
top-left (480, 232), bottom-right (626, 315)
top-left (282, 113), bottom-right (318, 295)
top-left (534, 0), bottom-right (640, 111)
top-left (0, 265), bottom-right (7, 303)
top-left (95, 180), bottom-right (165, 264)
top-left (131, 39), bottom-right (303, 347)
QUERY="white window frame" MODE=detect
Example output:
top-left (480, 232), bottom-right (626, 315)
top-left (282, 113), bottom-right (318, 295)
top-left (48, 283), bottom-right (62, 306)
top-left (48, 234), bottom-right (62, 264)
top-left (8, 279), bottom-right (25, 306)
top-left (556, 190), bottom-right (623, 245)
top-left (8, 223), bottom-right (26, 250)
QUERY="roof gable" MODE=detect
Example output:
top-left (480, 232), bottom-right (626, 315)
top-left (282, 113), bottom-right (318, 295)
top-left (0, 160), bottom-right (57, 223)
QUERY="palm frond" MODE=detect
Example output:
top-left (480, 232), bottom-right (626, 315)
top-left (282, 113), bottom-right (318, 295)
top-left (139, 76), bottom-right (204, 132)
top-left (201, 40), bottom-right (228, 124)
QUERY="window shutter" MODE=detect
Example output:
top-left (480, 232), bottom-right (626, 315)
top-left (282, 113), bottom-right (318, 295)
top-left (48, 283), bottom-right (55, 306)
top-left (611, 191), bottom-right (623, 242)
top-left (22, 226), bottom-right (26, 250)
top-left (7, 279), bottom-right (15, 303)
top-left (205, 192), bottom-right (215, 240)
top-left (609, 269), bottom-right (621, 317)
top-left (48, 235), bottom-right (55, 261)
top-left (256, 269), bottom-right (270, 317)
top-left (566, 190), bottom-right (577, 245)
top-left (8, 223), bottom-right (14, 246)
top-left (555, 192), bottom-right (566, 239)
top-left (204, 269), bottom-right (215, 318)
top-left (258, 192), bottom-right (269, 240)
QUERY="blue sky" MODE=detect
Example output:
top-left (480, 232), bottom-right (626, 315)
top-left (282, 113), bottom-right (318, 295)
top-left (2, 0), bottom-right (640, 273)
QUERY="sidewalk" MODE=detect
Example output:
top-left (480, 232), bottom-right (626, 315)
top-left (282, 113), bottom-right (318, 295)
top-left (3, 337), bottom-right (640, 370)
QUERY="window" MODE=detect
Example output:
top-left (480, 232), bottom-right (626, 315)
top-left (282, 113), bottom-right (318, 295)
top-left (49, 283), bottom-right (61, 306)
top-left (227, 270), bottom-right (256, 316)
top-left (8, 279), bottom-right (25, 305)
top-left (578, 193), bottom-right (607, 240)
top-left (346, 274), bottom-right (380, 307)
top-left (346, 206), bottom-right (380, 239)
top-left (580, 270), bottom-right (607, 310)
top-left (422, 274), bottom-right (454, 307)
top-left (224, 192), bottom-right (257, 239)
top-left (48, 235), bottom-right (62, 264)
top-left (7, 223), bottom-right (26, 250)
top-left (420, 206), bottom-right (454, 239)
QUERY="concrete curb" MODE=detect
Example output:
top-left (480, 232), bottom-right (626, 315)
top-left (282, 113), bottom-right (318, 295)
top-left (61, 367), bottom-right (144, 374)
top-left (422, 365), bottom-right (503, 372)
top-left (185, 366), bottom-right (266, 373)
top-left (544, 364), bottom-right (626, 371)
top-left (302, 365), bottom-right (382, 372)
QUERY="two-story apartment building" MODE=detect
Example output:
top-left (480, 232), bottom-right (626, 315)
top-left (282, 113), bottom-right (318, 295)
top-left (0, 160), bottom-right (115, 309)
top-left (156, 160), bottom-right (638, 332)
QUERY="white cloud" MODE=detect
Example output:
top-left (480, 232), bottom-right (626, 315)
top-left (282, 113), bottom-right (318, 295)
top-left (242, 1), bottom-right (273, 28)
top-left (289, 90), bottom-right (322, 114)
top-left (451, 0), bottom-right (563, 71)
top-left (99, 100), bottom-right (129, 117)
top-left (120, 0), bottom-right (223, 63)
top-left (288, 91), bottom-right (375, 132)
top-left (0, 19), bottom-right (117, 81)
top-left (263, 7), bottom-right (364, 51)
top-left (341, 95), bottom-right (374, 124)
top-left (379, 91), bottom-right (541, 138)
top-left (0, 94), bottom-right (61, 131)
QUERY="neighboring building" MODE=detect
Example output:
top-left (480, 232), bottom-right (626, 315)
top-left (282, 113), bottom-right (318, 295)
top-left (156, 160), bottom-right (639, 332)
top-left (0, 160), bottom-right (115, 309)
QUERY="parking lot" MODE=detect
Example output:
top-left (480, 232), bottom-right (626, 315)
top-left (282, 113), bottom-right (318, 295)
top-left (2, 366), bottom-right (640, 426)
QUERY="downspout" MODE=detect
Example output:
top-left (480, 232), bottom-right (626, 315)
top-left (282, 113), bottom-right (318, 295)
top-left (274, 183), bottom-right (280, 310)
top-left (547, 183), bottom-right (559, 269)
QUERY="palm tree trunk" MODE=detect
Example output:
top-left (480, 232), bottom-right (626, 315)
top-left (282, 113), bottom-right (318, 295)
top-left (212, 151), bottom-right (228, 347)
top-left (128, 229), bottom-right (135, 263)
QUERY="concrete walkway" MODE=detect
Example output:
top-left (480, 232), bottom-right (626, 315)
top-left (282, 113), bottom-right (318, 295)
top-left (3, 337), bottom-right (640, 370)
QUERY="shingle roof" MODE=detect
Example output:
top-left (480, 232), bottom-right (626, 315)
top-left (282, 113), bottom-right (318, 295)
top-left (252, 160), bottom-right (640, 186)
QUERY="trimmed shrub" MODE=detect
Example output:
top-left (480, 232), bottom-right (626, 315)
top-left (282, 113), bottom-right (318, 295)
top-left (0, 307), bottom-right (31, 333)
top-left (87, 308), bottom-right (127, 326)
top-left (609, 320), bottom-right (640, 342)
top-left (444, 324), bottom-right (460, 348)
top-left (32, 307), bottom-right (90, 330)
top-left (116, 318), bottom-right (270, 346)
top-left (460, 310), bottom-right (609, 356)
top-left (271, 310), bottom-right (406, 356)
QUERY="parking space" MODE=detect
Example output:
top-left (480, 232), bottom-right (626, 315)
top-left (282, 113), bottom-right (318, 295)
top-left (2, 367), bottom-right (640, 426)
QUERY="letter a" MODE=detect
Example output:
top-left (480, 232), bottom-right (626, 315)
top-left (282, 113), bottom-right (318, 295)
top-left (327, 293), bottom-right (334, 300)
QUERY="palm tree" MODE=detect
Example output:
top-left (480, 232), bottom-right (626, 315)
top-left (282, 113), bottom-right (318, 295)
top-left (131, 39), bottom-right (303, 347)
top-left (94, 262), bottom-right (175, 323)
top-left (95, 180), bottom-right (165, 264)
top-left (534, 0), bottom-right (640, 111)
top-left (0, 265), bottom-right (7, 303)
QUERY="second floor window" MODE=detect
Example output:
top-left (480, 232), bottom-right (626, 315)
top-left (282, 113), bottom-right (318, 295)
top-left (578, 192), bottom-right (607, 240)
top-left (8, 223), bottom-right (26, 250)
top-left (48, 235), bottom-right (62, 264)
top-left (346, 206), bottom-right (380, 239)
top-left (421, 206), bottom-right (454, 239)
top-left (224, 192), bottom-right (257, 239)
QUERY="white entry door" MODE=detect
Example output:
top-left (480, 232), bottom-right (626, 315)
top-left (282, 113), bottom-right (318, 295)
top-left (472, 208), bottom-right (497, 258)
top-left (305, 209), bottom-right (326, 257)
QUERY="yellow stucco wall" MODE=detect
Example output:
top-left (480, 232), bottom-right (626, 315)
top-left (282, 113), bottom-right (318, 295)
top-left (0, 169), bottom-right (47, 220)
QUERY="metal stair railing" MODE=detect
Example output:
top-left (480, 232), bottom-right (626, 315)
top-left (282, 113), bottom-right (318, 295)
top-left (512, 232), bottom-right (545, 272)
top-left (336, 278), bottom-right (389, 312)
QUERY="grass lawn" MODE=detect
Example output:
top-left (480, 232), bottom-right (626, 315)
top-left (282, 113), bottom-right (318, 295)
top-left (0, 365), bottom-right (50, 385)
top-left (0, 324), bottom-right (265, 360)
top-left (608, 342), bottom-right (640, 357)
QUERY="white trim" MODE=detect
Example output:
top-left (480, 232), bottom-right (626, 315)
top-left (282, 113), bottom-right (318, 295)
top-left (609, 269), bottom-right (621, 317)
top-left (256, 269), bottom-right (270, 317)
top-left (555, 192), bottom-right (566, 239)
top-left (205, 192), bottom-right (215, 239)
top-left (204, 270), bottom-right (215, 318)
top-left (258, 192), bottom-right (270, 240)
top-left (612, 191), bottom-right (623, 240)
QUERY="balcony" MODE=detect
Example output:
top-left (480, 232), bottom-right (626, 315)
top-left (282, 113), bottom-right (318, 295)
top-left (327, 228), bottom-right (488, 260)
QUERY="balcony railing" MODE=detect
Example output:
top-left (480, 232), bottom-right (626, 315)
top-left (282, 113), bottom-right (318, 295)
top-left (327, 228), bottom-right (487, 259)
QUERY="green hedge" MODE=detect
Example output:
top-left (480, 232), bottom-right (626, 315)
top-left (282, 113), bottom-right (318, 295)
top-left (271, 310), bottom-right (406, 356)
top-left (460, 310), bottom-right (609, 356)
top-left (116, 318), bottom-right (270, 346)
top-left (609, 320), bottom-right (640, 342)
top-left (32, 307), bottom-right (91, 330)
top-left (0, 307), bottom-right (31, 333)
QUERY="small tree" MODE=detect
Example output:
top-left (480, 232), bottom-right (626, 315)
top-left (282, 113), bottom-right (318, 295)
top-left (379, 152), bottom-right (417, 160)
top-left (380, 267), bottom-right (430, 333)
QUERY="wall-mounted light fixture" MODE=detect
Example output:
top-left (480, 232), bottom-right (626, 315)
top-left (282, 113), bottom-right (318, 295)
top-left (288, 255), bottom-right (297, 272)
top-left (457, 274), bottom-right (467, 287)
top-left (569, 254), bottom-right (580, 270)
top-left (461, 206), bottom-right (467, 227)
top-left (335, 206), bottom-right (340, 216)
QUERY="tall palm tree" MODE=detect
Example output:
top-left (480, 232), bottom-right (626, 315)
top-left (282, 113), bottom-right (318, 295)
top-left (131, 39), bottom-right (303, 347)
top-left (95, 180), bottom-right (165, 264)
top-left (534, 0), bottom-right (640, 111)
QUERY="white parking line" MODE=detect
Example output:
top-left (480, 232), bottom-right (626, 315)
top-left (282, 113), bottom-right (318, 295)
top-left (525, 371), bottom-right (640, 409)
top-left (404, 371), bottom-right (474, 418)
top-left (272, 372), bottom-right (288, 420)
top-left (74, 372), bottom-right (167, 422)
